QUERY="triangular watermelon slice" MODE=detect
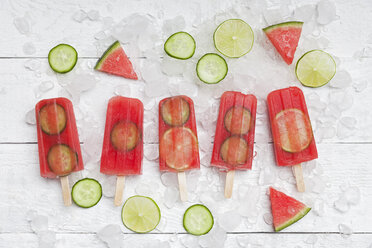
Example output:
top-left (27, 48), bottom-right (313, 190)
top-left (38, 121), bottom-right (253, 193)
top-left (263, 21), bottom-right (303, 65)
top-left (95, 41), bottom-right (138, 80)
top-left (269, 187), bottom-right (311, 232)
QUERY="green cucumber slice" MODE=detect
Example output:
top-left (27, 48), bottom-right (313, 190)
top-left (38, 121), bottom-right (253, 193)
top-left (183, 204), bottom-right (214, 235)
top-left (72, 178), bottom-right (102, 208)
top-left (196, 53), bottom-right (228, 84)
top-left (39, 103), bottom-right (67, 135)
top-left (160, 96), bottom-right (190, 126)
top-left (48, 44), bottom-right (78, 73)
top-left (47, 144), bottom-right (78, 176)
top-left (110, 121), bottom-right (140, 152)
top-left (164, 32), bottom-right (196, 60)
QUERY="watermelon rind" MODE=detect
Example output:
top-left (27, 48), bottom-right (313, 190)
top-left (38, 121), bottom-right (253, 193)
top-left (94, 41), bottom-right (121, 70)
top-left (275, 206), bottom-right (311, 232)
top-left (263, 21), bottom-right (304, 34)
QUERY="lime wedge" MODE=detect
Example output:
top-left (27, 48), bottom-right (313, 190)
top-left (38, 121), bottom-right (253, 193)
top-left (213, 19), bottom-right (254, 58)
top-left (183, 204), bottom-right (214, 235)
top-left (295, 50), bottom-right (336, 87)
top-left (121, 196), bottom-right (161, 233)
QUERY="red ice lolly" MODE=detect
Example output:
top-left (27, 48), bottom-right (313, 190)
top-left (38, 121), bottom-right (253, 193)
top-left (100, 96), bottom-right (143, 206)
top-left (211, 91), bottom-right (257, 198)
top-left (35, 97), bottom-right (83, 206)
top-left (267, 87), bottom-right (318, 192)
top-left (158, 96), bottom-right (200, 201)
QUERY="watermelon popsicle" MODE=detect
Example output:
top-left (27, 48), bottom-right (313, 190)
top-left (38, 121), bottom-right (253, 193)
top-left (267, 87), bottom-right (318, 192)
top-left (35, 98), bottom-right (83, 206)
top-left (211, 91), bottom-right (257, 198)
top-left (159, 96), bottom-right (200, 201)
top-left (100, 96), bottom-right (143, 206)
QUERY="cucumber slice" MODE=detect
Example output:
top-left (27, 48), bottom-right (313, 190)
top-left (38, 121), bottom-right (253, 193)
top-left (196, 53), bottom-right (228, 84)
top-left (122, 195), bottom-right (161, 233)
top-left (160, 97), bottom-right (190, 126)
top-left (183, 204), bottom-right (214, 235)
top-left (110, 121), bottom-right (140, 152)
top-left (48, 44), bottom-right (78, 73)
top-left (224, 106), bottom-right (252, 135)
top-left (72, 178), bottom-right (102, 208)
top-left (220, 136), bottom-right (248, 165)
top-left (274, 108), bottom-right (313, 153)
top-left (164, 32), bottom-right (196, 60)
top-left (47, 144), bottom-right (78, 176)
top-left (39, 103), bottom-right (67, 135)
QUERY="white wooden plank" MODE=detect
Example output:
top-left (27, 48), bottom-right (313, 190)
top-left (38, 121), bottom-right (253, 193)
top-left (0, 233), bottom-right (371, 248)
top-left (1, 58), bottom-right (372, 143)
top-left (0, 143), bottom-right (371, 233)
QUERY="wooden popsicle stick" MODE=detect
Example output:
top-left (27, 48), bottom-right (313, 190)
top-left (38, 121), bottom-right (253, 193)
top-left (114, 176), bottom-right (125, 206)
top-left (178, 172), bottom-right (188, 202)
top-left (60, 176), bottom-right (72, 206)
top-left (292, 164), bottom-right (305, 192)
top-left (224, 170), bottom-right (235, 198)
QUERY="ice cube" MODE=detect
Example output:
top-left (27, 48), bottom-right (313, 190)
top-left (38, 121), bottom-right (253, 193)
top-left (87, 10), bottom-right (100, 21)
top-left (14, 16), bottom-right (31, 35)
top-left (101, 176), bottom-right (116, 198)
top-left (219, 210), bottom-right (241, 231)
top-left (162, 16), bottom-right (186, 36)
top-left (329, 91), bottom-right (353, 111)
top-left (199, 224), bottom-right (226, 248)
top-left (337, 120), bottom-right (355, 139)
top-left (145, 80), bottom-right (168, 97)
top-left (317, 36), bottom-right (330, 49)
top-left (38, 81), bottom-right (54, 95)
top-left (340, 117), bottom-right (357, 129)
top-left (294, 4), bottom-right (316, 22)
top-left (263, 7), bottom-right (283, 25)
top-left (144, 123), bottom-right (158, 143)
top-left (135, 182), bottom-right (157, 196)
top-left (23, 42), bottom-right (36, 55)
top-left (97, 224), bottom-right (123, 248)
top-left (30, 215), bottom-right (48, 233)
top-left (180, 235), bottom-right (199, 248)
top-left (62, 73), bottom-right (98, 102)
top-left (114, 84), bottom-right (131, 96)
top-left (329, 70), bottom-right (352, 89)
top-left (25, 108), bottom-right (36, 125)
top-left (263, 213), bottom-right (273, 225)
top-left (238, 185), bottom-right (260, 218)
top-left (344, 186), bottom-right (361, 205)
top-left (38, 230), bottom-right (56, 248)
top-left (338, 224), bottom-right (353, 238)
top-left (163, 186), bottom-right (178, 208)
top-left (94, 31), bottom-right (107, 40)
top-left (72, 10), bottom-right (87, 23)
top-left (304, 234), bottom-right (318, 244)
top-left (24, 59), bottom-right (41, 71)
top-left (317, 0), bottom-right (337, 25)
top-left (161, 57), bottom-right (185, 76)
top-left (353, 81), bottom-right (367, 93)
top-left (144, 144), bottom-right (159, 161)
top-left (312, 199), bottom-right (325, 216)
top-left (361, 46), bottom-right (372, 58)
top-left (334, 195), bottom-right (350, 213)
top-left (258, 167), bottom-right (276, 185)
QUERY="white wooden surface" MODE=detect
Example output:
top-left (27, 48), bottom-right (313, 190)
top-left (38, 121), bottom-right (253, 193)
top-left (1, 0), bottom-right (372, 247)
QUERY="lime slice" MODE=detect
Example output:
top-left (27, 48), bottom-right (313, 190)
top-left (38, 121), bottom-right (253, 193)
top-left (295, 50), bottom-right (336, 87)
top-left (213, 19), bottom-right (254, 58)
top-left (121, 195), bottom-right (161, 233)
top-left (183, 204), bottom-right (214, 235)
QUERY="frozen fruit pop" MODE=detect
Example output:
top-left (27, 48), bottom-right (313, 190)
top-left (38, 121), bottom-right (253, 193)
top-left (267, 87), bottom-right (318, 192)
top-left (159, 96), bottom-right (200, 201)
top-left (211, 91), bottom-right (257, 198)
top-left (100, 96), bottom-right (143, 206)
top-left (35, 98), bottom-right (83, 206)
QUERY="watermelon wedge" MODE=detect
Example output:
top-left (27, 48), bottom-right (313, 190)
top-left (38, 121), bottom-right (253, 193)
top-left (263, 21), bottom-right (303, 65)
top-left (269, 187), bottom-right (311, 232)
top-left (95, 41), bottom-right (138, 80)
